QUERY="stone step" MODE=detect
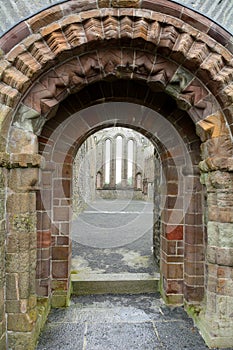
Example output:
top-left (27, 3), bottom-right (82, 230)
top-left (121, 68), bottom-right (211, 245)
top-left (71, 272), bottom-right (160, 296)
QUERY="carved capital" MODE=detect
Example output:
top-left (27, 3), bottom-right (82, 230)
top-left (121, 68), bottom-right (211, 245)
top-left (0, 152), bottom-right (44, 168)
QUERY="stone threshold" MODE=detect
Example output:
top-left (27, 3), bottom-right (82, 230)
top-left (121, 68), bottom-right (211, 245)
top-left (71, 272), bottom-right (160, 296)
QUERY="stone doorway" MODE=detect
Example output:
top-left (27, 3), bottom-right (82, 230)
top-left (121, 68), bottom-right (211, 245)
top-left (37, 99), bottom-right (203, 306)
top-left (1, 2), bottom-right (233, 347)
top-left (71, 126), bottom-right (159, 294)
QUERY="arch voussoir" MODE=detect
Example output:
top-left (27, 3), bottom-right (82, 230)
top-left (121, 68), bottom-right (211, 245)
top-left (0, 9), bottom-right (232, 131)
top-left (0, 9), bottom-right (232, 118)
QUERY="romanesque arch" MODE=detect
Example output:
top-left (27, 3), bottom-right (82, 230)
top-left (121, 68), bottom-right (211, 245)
top-left (0, 1), bottom-right (233, 349)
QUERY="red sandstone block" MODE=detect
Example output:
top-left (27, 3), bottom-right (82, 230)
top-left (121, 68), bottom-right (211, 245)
top-left (184, 261), bottom-right (204, 276)
top-left (36, 259), bottom-right (50, 279)
top-left (51, 235), bottom-right (57, 247)
top-left (184, 273), bottom-right (204, 286)
top-left (185, 225), bottom-right (205, 245)
top-left (184, 284), bottom-right (204, 302)
top-left (165, 196), bottom-right (183, 209)
top-left (51, 225), bottom-right (59, 236)
top-left (181, 8), bottom-right (212, 33)
top-left (36, 280), bottom-right (49, 297)
top-left (165, 167), bottom-right (178, 182)
top-left (208, 24), bottom-right (232, 48)
top-left (52, 261), bottom-right (68, 278)
top-left (185, 213), bottom-right (203, 226)
top-left (166, 256), bottom-right (184, 263)
top-left (57, 236), bottom-right (70, 245)
top-left (37, 230), bottom-right (51, 248)
top-left (166, 225), bottom-right (183, 240)
top-left (36, 190), bottom-right (52, 211)
top-left (141, 0), bottom-right (182, 18)
top-left (185, 243), bottom-right (205, 262)
top-left (52, 246), bottom-right (69, 260)
top-left (0, 22), bottom-right (30, 54)
top-left (166, 280), bottom-right (184, 294)
top-left (53, 179), bottom-right (71, 199)
top-left (38, 248), bottom-right (50, 260)
top-left (177, 247), bottom-right (184, 256)
top-left (53, 207), bottom-right (70, 222)
top-left (27, 6), bottom-right (63, 33)
top-left (167, 182), bottom-right (178, 195)
top-left (162, 261), bottom-right (184, 279)
top-left (161, 238), bottom-right (176, 255)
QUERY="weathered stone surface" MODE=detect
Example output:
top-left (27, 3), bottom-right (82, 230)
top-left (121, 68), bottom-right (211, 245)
top-left (27, 6), bottom-right (63, 33)
top-left (8, 167), bottom-right (39, 192)
top-left (63, 22), bottom-right (87, 48)
top-left (7, 192), bottom-right (36, 214)
top-left (186, 42), bottom-right (210, 68)
top-left (112, 0), bottom-right (140, 7)
top-left (7, 310), bottom-right (37, 332)
top-left (14, 51), bottom-right (42, 78)
top-left (6, 274), bottom-right (18, 300)
top-left (29, 40), bottom-right (55, 66)
top-left (199, 53), bottom-right (224, 81)
top-left (196, 111), bottom-right (230, 142)
top-left (12, 106), bottom-right (42, 135)
top-left (62, 0), bottom-right (97, 16)
top-left (0, 82), bottom-right (20, 108)
top-left (2, 67), bottom-right (30, 93)
top-left (208, 222), bottom-right (233, 248)
top-left (201, 135), bottom-right (233, 159)
top-left (45, 32), bottom-right (70, 59)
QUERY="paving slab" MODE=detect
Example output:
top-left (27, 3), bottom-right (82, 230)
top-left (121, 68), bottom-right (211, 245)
top-left (71, 200), bottom-right (157, 276)
top-left (36, 294), bottom-right (233, 350)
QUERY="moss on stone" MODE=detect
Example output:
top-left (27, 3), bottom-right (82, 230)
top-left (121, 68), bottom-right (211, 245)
top-left (12, 213), bottom-right (36, 233)
top-left (185, 303), bottom-right (202, 321)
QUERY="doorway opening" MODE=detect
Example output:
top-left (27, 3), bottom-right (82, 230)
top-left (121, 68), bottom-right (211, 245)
top-left (71, 127), bottom-right (160, 294)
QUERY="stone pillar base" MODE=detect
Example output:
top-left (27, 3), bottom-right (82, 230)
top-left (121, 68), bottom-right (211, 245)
top-left (51, 282), bottom-right (72, 308)
top-left (7, 298), bottom-right (50, 350)
top-left (195, 315), bottom-right (233, 349)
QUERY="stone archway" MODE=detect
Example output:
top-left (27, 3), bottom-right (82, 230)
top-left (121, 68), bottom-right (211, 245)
top-left (0, 1), bottom-right (233, 349)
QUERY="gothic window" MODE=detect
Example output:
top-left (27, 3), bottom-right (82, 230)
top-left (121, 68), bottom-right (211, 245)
top-left (116, 135), bottom-right (122, 185)
top-left (105, 139), bottom-right (111, 184)
top-left (127, 139), bottom-right (134, 185)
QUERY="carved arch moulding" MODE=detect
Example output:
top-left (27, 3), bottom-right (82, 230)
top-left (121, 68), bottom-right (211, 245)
top-left (0, 7), bottom-right (232, 158)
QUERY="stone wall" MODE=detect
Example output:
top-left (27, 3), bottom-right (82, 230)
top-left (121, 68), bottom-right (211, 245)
top-left (0, 168), bottom-right (6, 349)
top-left (73, 137), bottom-right (96, 214)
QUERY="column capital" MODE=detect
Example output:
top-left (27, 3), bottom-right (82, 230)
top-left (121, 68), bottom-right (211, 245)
top-left (0, 153), bottom-right (45, 169)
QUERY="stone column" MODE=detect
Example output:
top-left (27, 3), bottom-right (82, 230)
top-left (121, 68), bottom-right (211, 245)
top-left (196, 169), bottom-right (233, 348)
top-left (194, 113), bottom-right (233, 348)
top-left (0, 161), bottom-right (7, 350)
top-left (5, 154), bottom-right (45, 349)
